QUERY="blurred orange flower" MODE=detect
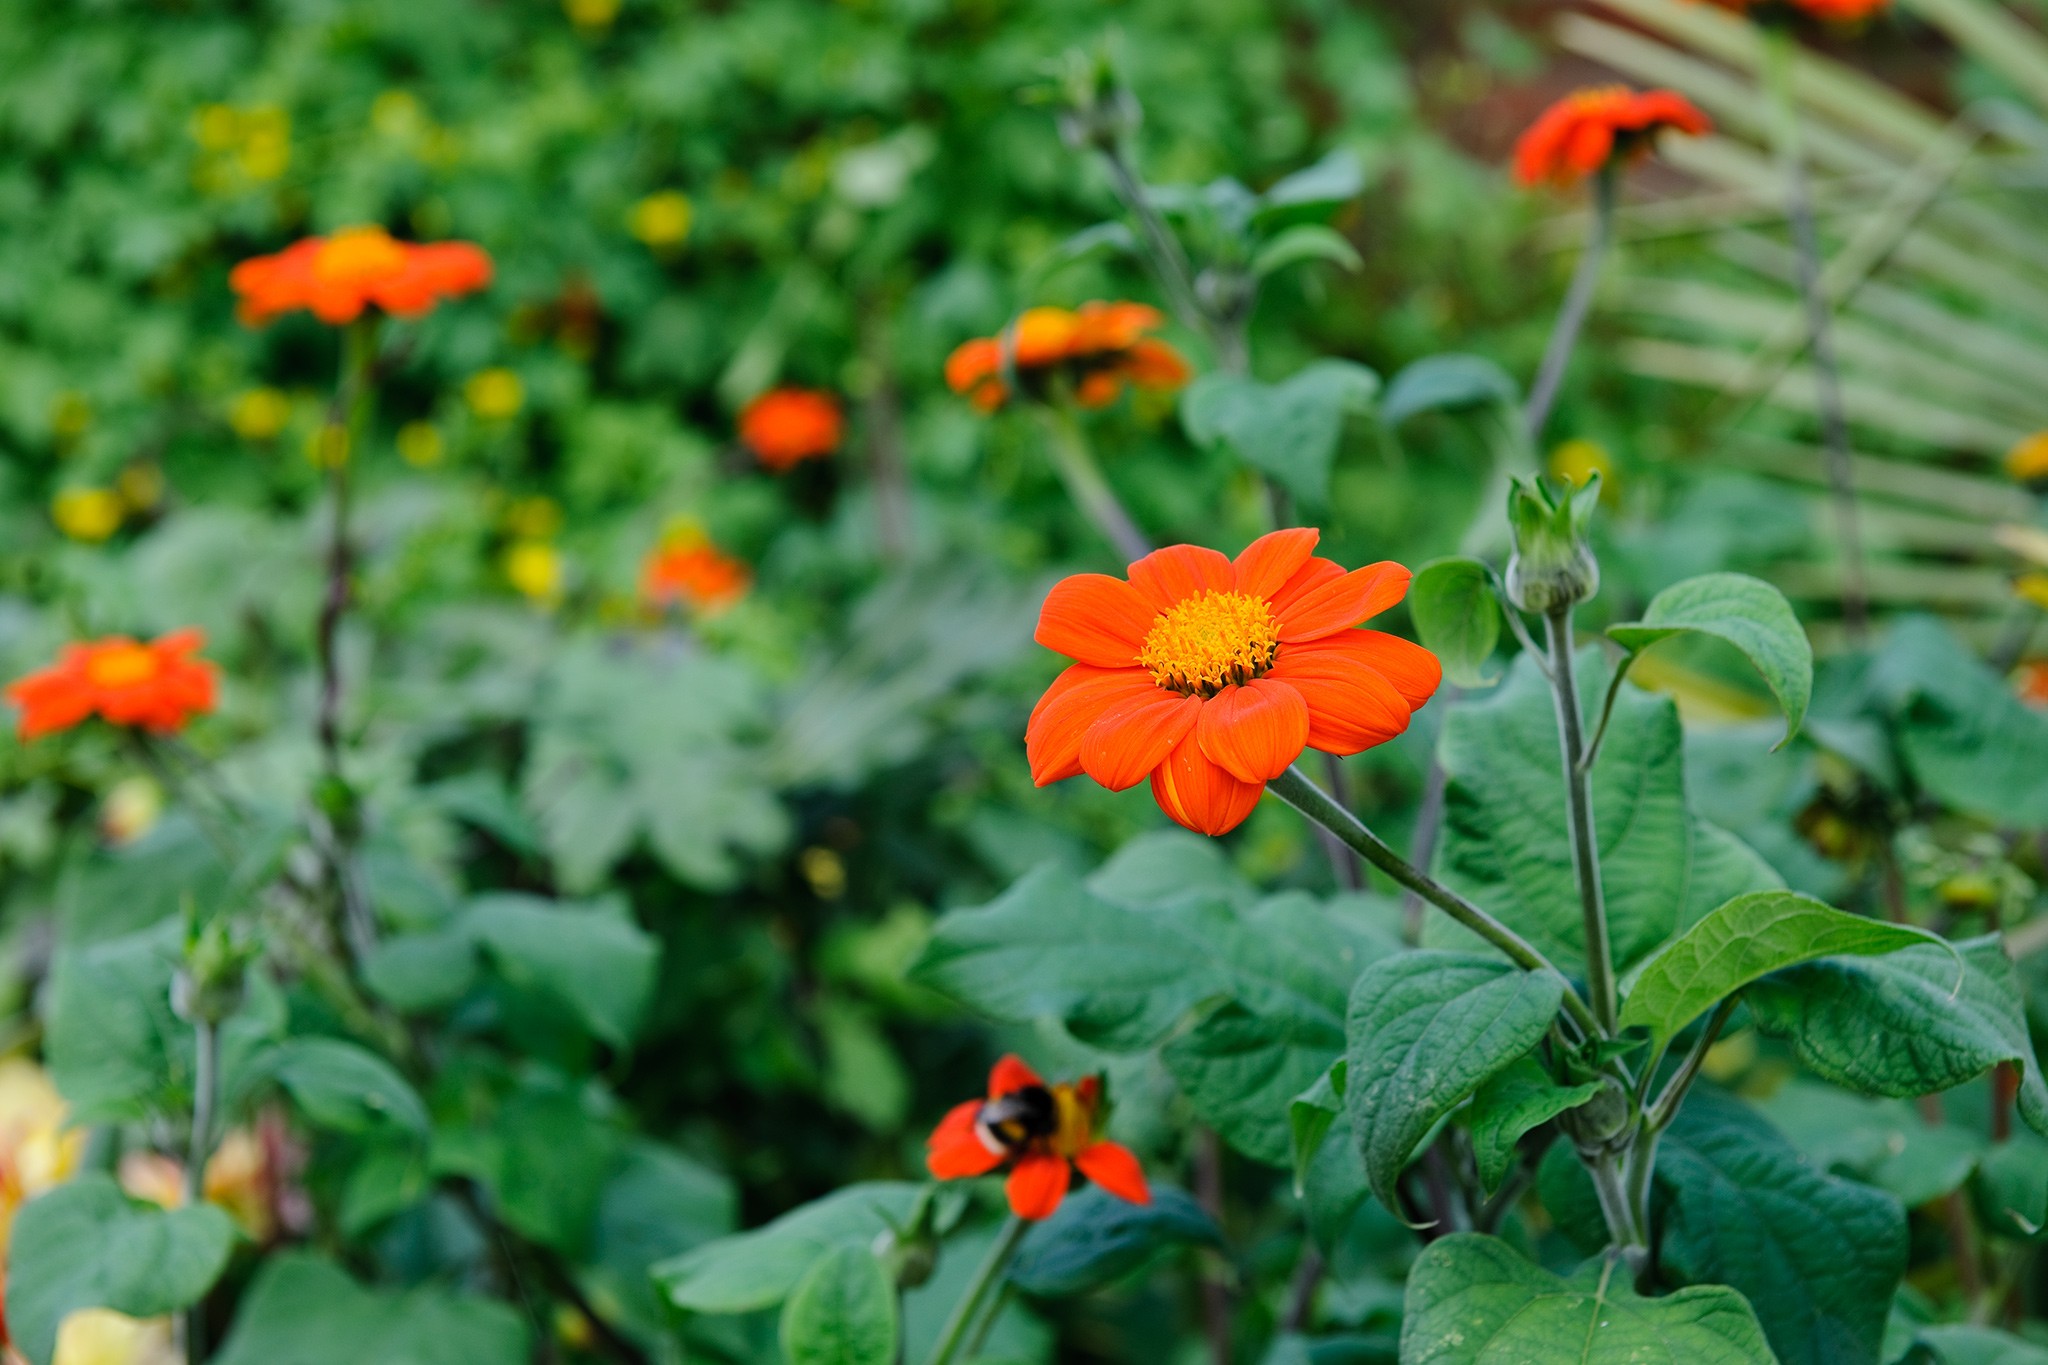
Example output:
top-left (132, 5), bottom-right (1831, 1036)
top-left (1027, 529), bottom-right (1439, 836)
top-left (230, 225), bottom-right (491, 326)
top-left (739, 388), bottom-right (842, 471)
top-left (1704, 0), bottom-right (1889, 16)
top-left (1513, 87), bottom-right (1712, 188)
top-left (926, 1055), bottom-right (1148, 1221)
top-left (2006, 432), bottom-right (2048, 484)
top-left (640, 528), bottom-right (751, 614)
top-left (2019, 661), bottom-right (2048, 708)
top-left (945, 302), bottom-right (1191, 413)
top-left (6, 630), bottom-right (219, 740)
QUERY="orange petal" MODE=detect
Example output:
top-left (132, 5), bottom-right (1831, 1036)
top-left (1080, 692), bottom-right (1201, 792)
top-left (1074, 1142), bottom-right (1151, 1206)
top-left (1027, 665), bottom-right (1160, 786)
top-left (1275, 561), bottom-right (1411, 642)
top-left (1035, 574), bottom-right (1158, 668)
top-left (1127, 545), bottom-right (1236, 612)
top-left (1268, 642), bottom-right (1415, 755)
top-left (1265, 556), bottom-right (1346, 616)
top-left (988, 1054), bottom-right (1045, 1098)
top-left (927, 1101), bottom-right (1004, 1179)
top-left (1348, 630), bottom-right (1443, 710)
top-left (1006, 1152), bottom-right (1072, 1221)
top-left (1148, 730), bottom-right (1265, 836)
top-left (1195, 680), bottom-right (1310, 784)
top-left (1233, 529), bottom-right (1320, 600)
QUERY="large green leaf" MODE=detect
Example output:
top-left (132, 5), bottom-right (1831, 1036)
top-left (429, 1068), bottom-right (621, 1252)
top-left (6, 1176), bottom-right (238, 1365)
top-left (1658, 1089), bottom-right (1907, 1365)
top-left (211, 1252), bottom-right (528, 1365)
top-left (779, 1245), bottom-right (898, 1365)
top-left (655, 1183), bottom-right (923, 1316)
top-left (1462, 1057), bottom-right (1600, 1195)
top-left (1746, 936), bottom-right (2048, 1135)
top-left (1915, 1324), bottom-right (2048, 1365)
top-left (1344, 952), bottom-right (1563, 1216)
top-left (1608, 572), bottom-right (1812, 744)
top-left (1401, 1233), bottom-right (1773, 1365)
top-left (1008, 1186), bottom-right (1221, 1297)
top-left (1380, 354), bottom-right (1519, 427)
top-left (1409, 557), bottom-right (1502, 689)
top-left (464, 894), bottom-right (658, 1049)
top-left (1762, 1079), bottom-right (1984, 1208)
top-left (1870, 618), bottom-right (2048, 828)
top-left (1619, 891), bottom-right (1938, 1050)
top-left (583, 1141), bottom-right (738, 1340)
top-left (1180, 360), bottom-right (1380, 506)
top-left (255, 1037), bottom-right (430, 1136)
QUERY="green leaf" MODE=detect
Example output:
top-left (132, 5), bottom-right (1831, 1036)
top-left (430, 1068), bottom-right (621, 1252)
top-left (1344, 952), bottom-right (1562, 1217)
top-left (1608, 572), bottom-right (1813, 745)
top-left (464, 894), bottom-right (658, 1049)
top-left (1658, 1089), bottom-right (1906, 1365)
top-left (361, 927), bottom-right (477, 1013)
top-left (779, 1245), bottom-right (898, 1365)
top-left (258, 1037), bottom-right (429, 1136)
top-left (1008, 1186), bottom-right (1221, 1297)
top-left (1746, 936), bottom-right (2048, 1135)
top-left (1462, 1057), bottom-right (1599, 1196)
top-left (1872, 618), bottom-right (2048, 827)
top-left (1401, 1233), bottom-right (1773, 1365)
top-left (212, 1252), bottom-right (528, 1365)
top-left (1254, 148), bottom-right (1366, 222)
top-left (655, 1183), bottom-right (923, 1316)
top-left (1180, 360), bottom-right (1380, 507)
top-left (7, 1176), bottom-right (238, 1365)
top-left (1915, 1325), bottom-right (2048, 1365)
top-left (1761, 1079), bottom-right (1984, 1208)
top-left (1288, 1061), bottom-right (1346, 1196)
top-left (585, 1141), bottom-right (738, 1338)
top-left (1619, 890), bottom-right (1939, 1050)
top-left (1251, 224), bottom-right (1362, 279)
top-left (1380, 354), bottom-right (1519, 427)
top-left (1409, 558), bottom-right (1502, 689)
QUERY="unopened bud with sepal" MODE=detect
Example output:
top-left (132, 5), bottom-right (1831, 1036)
top-left (1505, 473), bottom-right (1601, 615)
top-left (172, 908), bottom-right (254, 1027)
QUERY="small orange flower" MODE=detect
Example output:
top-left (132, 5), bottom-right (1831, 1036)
top-left (1702, 0), bottom-right (1889, 16)
top-left (640, 532), bottom-right (751, 614)
top-left (926, 1055), bottom-right (1149, 1221)
top-left (230, 225), bottom-right (492, 326)
top-left (2018, 661), bottom-right (2048, 708)
top-left (739, 388), bottom-right (843, 471)
top-left (1513, 87), bottom-right (1712, 189)
top-left (1028, 529), bottom-right (1439, 836)
top-left (946, 302), bottom-right (1191, 413)
top-left (5, 630), bottom-right (219, 740)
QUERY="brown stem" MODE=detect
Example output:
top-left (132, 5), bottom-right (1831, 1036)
top-left (1316, 754), bottom-right (1362, 891)
top-left (1193, 1129), bottom-right (1233, 1365)
top-left (1282, 1244), bottom-right (1324, 1333)
top-left (860, 302), bottom-right (911, 561)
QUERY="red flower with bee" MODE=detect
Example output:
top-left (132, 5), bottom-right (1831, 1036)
top-left (926, 1055), bottom-right (1150, 1220)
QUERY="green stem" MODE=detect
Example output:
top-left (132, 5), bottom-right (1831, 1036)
top-left (179, 1016), bottom-right (219, 1365)
top-left (1543, 610), bottom-right (1618, 1034)
top-left (1525, 165), bottom-right (1615, 446)
top-left (1578, 650), bottom-right (1636, 775)
top-left (1038, 407), bottom-right (1152, 563)
top-left (1644, 997), bottom-right (1738, 1135)
top-left (926, 1216), bottom-right (1029, 1365)
top-left (1587, 1147), bottom-right (1651, 1283)
top-left (1267, 766), bottom-right (1600, 1038)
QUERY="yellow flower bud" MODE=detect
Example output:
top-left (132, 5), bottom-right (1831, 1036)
top-left (564, 0), bottom-right (622, 28)
top-left (629, 190), bottom-right (693, 248)
top-left (230, 387), bottom-right (292, 441)
top-left (504, 540), bottom-right (564, 604)
top-left (52, 488), bottom-right (124, 542)
top-left (397, 420), bottom-right (446, 468)
top-left (465, 368), bottom-right (525, 421)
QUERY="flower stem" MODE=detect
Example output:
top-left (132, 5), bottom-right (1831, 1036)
top-left (926, 1215), bottom-right (1029, 1365)
top-left (1267, 765), bottom-right (1600, 1039)
top-left (1762, 26), bottom-right (1868, 642)
top-left (1038, 407), bottom-right (1152, 564)
top-left (1525, 165), bottom-right (1615, 446)
top-left (178, 1015), bottom-right (219, 1365)
top-left (1543, 609), bottom-right (1618, 1035)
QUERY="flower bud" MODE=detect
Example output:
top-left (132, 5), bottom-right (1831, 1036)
top-left (1051, 45), bottom-right (1141, 155)
top-left (1558, 1076), bottom-right (1632, 1149)
top-left (174, 914), bottom-right (251, 1027)
top-left (1504, 474), bottom-right (1601, 615)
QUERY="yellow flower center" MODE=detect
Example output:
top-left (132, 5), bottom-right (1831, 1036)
top-left (85, 645), bottom-right (160, 688)
top-left (315, 226), bottom-right (407, 284)
top-left (1138, 590), bottom-right (1278, 697)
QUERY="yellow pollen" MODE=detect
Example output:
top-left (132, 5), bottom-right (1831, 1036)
top-left (85, 645), bottom-right (159, 688)
top-left (315, 226), bottom-right (407, 284)
top-left (1050, 1084), bottom-right (1093, 1158)
top-left (1139, 590), bottom-right (1278, 696)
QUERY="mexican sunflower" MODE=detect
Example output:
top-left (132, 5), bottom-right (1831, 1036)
top-left (739, 388), bottom-right (842, 471)
top-left (1703, 0), bottom-right (1889, 16)
top-left (1513, 87), bottom-right (1712, 188)
top-left (230, 225), bottom-right (492, 326)
top-left (640, 534), bottom-right (751, 614)
top-left (2019, 661), bottom-right (2048, 709)
top-left (1028, 530), bottom-right (1439, 836)
top-left (946, 302), bottom-right (1191, 413)
top-left (926, 1055), bottom-right (1149, 1221)
top-left (5, 631), bottom-right (219, 741)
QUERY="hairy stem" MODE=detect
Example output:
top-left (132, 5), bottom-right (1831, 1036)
top-left (1267, 765), bottom-right (1600, 1038)
top-left (1525, 166), bottom-right (1615, 446)
top-left (927, 1216), bottom-right (1029, 1365)
top-left (1098, 143), bottom-right (1209, 344)
top-left (1544, 610), bottom-right (1618, 1034)
top-left (1645, 997), bottom-right (1738, 1134)
top-left (1038, 407), bottom-right (1152, 563)
top-left (1587, 1147), bottom-right (1651, 1284)
top-left (178, 1017), bottom-right (219, 1365)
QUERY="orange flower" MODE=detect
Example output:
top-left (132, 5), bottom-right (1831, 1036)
top-left (5, 630), bottom-right (218, 740)
top-left (2018, 661), bottom-right (2048, 708)
top-left (230, 225), bottom-right (492, 326)
top-left (926, 1055), bottom-right (1149, 1221)
top-left (945, 302), bottom-right (1191, 413)
top-left (1028, 529), bottom-right (1439, 836)
top-left (739, 388), bottom-right (843, 471)
top-left (1701, 0), bottom-right (1889, 16)
top-left (640, 534), bottom-right (751, 614)
top-left (1513, 87), bottom-right (1712, 189)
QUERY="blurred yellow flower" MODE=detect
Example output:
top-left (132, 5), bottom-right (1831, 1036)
top-left (118, 1129), bottom-right (274, 1242)
top-left (371, 90), bottom-right (426, 142)
top-left (629, 191), bottom-right (693, 249)
top-left (51, 1308), bottom-right (176, 1365)
top-left (504, 495), bottom-right (563, 540)
top-left (504, 540), bottom-right (564, 604)
top-left (2007, 431), bottom-right (2048, 483)
top-left (52, 488), bottom-right (123, 542)
top-left (117, 464), bottom-right (165, 513)
top-left (564, 0), bottom-right (622, 28)
top-left (237, 105), bottom-right (291, 182)
top-left (230, 387), bottom-right (292, 441)
top-left (2017, 572), bottom-right (2048, 612)
top-left (0, 1059), bottom-right (84, 1258)
top-left (465, 368), bottom-right (525, 421)
top-left (397, 420), bottom-right (445, 468)
top-left (1547, 438), bottom-right (1615, 498)
top-left (305, 423), bottom-right (349, 470)
top-left (800, 846), bottom-right (848, 900)
top-left (50, 390), bottom-right (92, 441)
top-left (191, 104), bottom-right (241, 151)
top-left (101, 775), bottom-right (164, 847)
